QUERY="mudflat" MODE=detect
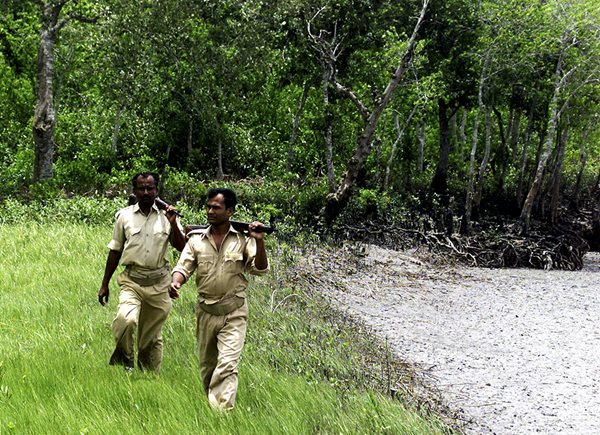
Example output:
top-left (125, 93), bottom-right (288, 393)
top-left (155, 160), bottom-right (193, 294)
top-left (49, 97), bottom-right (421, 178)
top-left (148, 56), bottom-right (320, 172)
top-left (303, 245), bottom-right (600, 434)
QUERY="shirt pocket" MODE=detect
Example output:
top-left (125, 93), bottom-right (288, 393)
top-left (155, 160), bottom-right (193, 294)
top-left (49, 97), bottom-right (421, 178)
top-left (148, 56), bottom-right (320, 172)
top-left (196, 254), bottom-right (215, 275)
top-left (223, 252), bottom-right (244, 274)
top-left (124, 223), bottom-right (143, 243)
top-left (153, 218), bottom-right (170, 244)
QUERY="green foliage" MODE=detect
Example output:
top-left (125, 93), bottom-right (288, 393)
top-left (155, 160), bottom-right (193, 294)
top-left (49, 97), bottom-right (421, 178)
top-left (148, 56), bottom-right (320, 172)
top-left (0, 172), bottom-right (332, 239)
top-left (357, 188), bottom-right (379, 211)
top-left (1, 0), bottom-right (600, 228)
top-left (0, 146), bottom-right (34, 195)
top-left (0, 195), bottom-right (123, 225)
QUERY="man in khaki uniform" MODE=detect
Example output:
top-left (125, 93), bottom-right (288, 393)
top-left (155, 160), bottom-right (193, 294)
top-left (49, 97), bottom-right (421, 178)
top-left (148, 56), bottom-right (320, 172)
top-left (98, 172), bottom-right (185, 372)
top-left (170, 188), bottom-right (269, 410)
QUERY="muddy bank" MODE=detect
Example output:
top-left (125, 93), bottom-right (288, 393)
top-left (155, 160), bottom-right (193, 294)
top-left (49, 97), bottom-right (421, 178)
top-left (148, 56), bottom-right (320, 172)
top-left (302, 245), bottom-right (600, 434)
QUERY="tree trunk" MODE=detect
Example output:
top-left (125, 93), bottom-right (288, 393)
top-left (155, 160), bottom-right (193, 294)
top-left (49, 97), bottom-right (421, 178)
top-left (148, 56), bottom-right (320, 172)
top-left (417, 119), bottom-right (425, 174)
top-left (474, 105), bottom-right (492, 213)
top-left (322, 68), bottom-right (336, 192)
top-left (431, 98), bottom-right (453, 195)
top-left (286, 81), bottom-right (310, 173)
top-left (187, 117), bottom-right (193, 156)
top-left (519, 43), bottom-right (566, 234)
top-left (325, 121), bottom-right (335, 191)
top-left (509, 108), bottom-right (521, 161)
top-left (112, 107), bottom-right (122, 155)
top-left (384, 105), bottom-right (417, 190)
top-left (32, 0), bottom-right (95, 182)
top-left (110, 106), bottom-right (122, 170)
top-left (549, 118), bottom-right (568, 224)
top-left (461, 110), bottom-right (480, 234)
top-left (593, 167), bottom-right (600, 197)
top-left (33, 9), bottom-right (59, 182)
top-left (459, 107), bottom-right (468, 154)
top-left (375, 113), bottom-right (388, 168)
top-left (573, 121), bottom-right (594, 204)
top-left (450, 110), bottom-right (458, 153)
top-left (216, 135), bottom-right (224, 180)
top-left (517, 95), bottom-right (536, 206)
top-left (491, 105), bottom-right (508, 194)
top-left (461, 57), bottom-right (486, 235)
top-left (321, 0), bottom-right (429, 224)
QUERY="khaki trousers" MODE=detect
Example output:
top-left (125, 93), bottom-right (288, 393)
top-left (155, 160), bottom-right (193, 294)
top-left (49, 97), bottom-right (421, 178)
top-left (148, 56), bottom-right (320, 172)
top-left (110, 271), bottom-right (172, 372)
top-left (196, 300), bottom-right (248, 410)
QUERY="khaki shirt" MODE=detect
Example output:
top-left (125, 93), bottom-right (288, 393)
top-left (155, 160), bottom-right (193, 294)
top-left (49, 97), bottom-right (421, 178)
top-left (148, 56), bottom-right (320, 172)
top-left (172, 225), bottom-right (269, 304)
top-left (108, 203), bottom-right (182, 270)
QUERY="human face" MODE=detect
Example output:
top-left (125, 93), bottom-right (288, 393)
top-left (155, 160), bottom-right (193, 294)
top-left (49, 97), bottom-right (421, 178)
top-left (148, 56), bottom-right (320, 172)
top-left (206, 194), bottom-right (233, 226)
top-left (133, 176), bottom-right (158, 208)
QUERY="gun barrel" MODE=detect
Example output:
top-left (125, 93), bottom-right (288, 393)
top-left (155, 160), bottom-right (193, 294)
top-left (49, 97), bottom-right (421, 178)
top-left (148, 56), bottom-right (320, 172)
top-left (230, 220), bottom-right (275, 234)
top-left (185, 221), bottom-right (275, 236)
top-left (155, 197), bottom-right (184, 218)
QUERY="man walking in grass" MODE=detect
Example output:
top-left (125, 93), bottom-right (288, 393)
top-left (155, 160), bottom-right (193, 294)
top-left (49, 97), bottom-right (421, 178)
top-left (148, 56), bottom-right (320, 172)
top-left (98, 171), bottom-right (185, 372)
top-left (169, 188), bottom-right (269, 410)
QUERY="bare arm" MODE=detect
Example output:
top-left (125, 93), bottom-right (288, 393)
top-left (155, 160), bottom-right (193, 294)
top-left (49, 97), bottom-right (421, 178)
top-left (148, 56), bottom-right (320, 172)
top-left (98, 249), bottom-right (122, 306)
top-left (169, 271), bottom-right (187, 299)
top-left (165, 206), bottom-right (186, 252)
top-left (249, 222), bottom-right (268, 270)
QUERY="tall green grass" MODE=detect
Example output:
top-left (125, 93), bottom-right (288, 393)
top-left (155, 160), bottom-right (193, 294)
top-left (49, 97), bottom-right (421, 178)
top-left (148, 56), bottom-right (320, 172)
top-left (0, 223), bottom-right (452, 434)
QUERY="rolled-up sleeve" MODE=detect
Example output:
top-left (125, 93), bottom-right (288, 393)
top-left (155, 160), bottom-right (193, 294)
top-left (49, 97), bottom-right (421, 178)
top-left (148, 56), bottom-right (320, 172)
top-left (244, 238), bottom-right (269, 276)
top-left (107, 212), bottom-right (125, 252)
top-left (172, 238), bottom-right (198, 281)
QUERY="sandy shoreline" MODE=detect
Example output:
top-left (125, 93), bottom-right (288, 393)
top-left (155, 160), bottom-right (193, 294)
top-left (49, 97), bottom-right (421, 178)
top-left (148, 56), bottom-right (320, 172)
top-left (307, 245), bottom-right (600, 434)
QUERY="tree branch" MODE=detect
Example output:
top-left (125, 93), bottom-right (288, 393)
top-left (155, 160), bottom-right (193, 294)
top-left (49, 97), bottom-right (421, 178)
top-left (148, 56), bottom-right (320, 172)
top-left (334, 82), bottom-right (371, 121)
top-left (67, 12), bottom-right (99, 24)
top-left (376, 0), bottom-right (429, 113)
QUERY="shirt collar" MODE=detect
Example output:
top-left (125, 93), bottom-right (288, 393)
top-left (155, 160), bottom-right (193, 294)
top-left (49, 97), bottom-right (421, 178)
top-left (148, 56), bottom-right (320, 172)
top-left (205, 223), bottom-right (241, 236)
top-left (132, 202), bottom-right (159, 214)
top-left (228, 223), bottom-right (241, 234)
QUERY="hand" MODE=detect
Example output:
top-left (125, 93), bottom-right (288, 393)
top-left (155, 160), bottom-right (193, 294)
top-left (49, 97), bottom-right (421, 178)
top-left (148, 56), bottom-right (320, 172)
top-left (248, 221), bottom-right (265, 240)
top-left (169, 281), bottom-right (181, 299)
top-left (165, 205), bottom-right (179, 224)
top-left (98, 286), bottom-right (110, 306)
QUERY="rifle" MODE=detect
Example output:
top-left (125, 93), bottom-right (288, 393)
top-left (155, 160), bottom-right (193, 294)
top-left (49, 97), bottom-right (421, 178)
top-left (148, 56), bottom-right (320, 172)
top-left (129, 195), bottom-right (275, 235)
top-left (185, 220), bottom-right (276, 235)
top-left (155, 197), bottom-right (184, 217)
top-left (127, 195), bottom-right (184, 217)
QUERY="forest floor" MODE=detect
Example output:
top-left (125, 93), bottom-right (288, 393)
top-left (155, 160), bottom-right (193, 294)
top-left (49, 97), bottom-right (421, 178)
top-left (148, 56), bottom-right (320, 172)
top-left (299, 244), bottom-right (600, 434)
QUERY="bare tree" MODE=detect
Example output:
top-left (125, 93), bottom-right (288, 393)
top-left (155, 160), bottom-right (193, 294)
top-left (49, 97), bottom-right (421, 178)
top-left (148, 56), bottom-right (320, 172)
top-left (320, 0), bottom-right (430, 224)
top-left (417, 119), bottom-right (426, 173)
top-left (519, 31), bottom-right (591, 233)
top-left (573, 116), bottom-right (597, 203)
top-left (474, 105), bottom-right (492, 213)
top-left (383, 105), bottom-right (418, 190)
top-left (516, 93), bottom-right (537, 206)
top-left (548, 117), bottom-right (569, 223)
top-left (32, 0), bottom-right (96, 182)
top-left (461, 52), bottom-right (489, 234)
top-left (308, 12), bottom-right (344, 192)
top-left (286, 81), bottom-right (311, 173)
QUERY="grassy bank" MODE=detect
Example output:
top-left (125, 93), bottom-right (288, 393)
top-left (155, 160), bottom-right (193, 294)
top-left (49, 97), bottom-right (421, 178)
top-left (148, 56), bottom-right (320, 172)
top-left (0, 222), bottom-right (452, 434)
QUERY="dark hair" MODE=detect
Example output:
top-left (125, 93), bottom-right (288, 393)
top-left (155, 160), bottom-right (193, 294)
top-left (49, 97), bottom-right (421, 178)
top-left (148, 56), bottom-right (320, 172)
top-left (132, 172), bottom-right (160, 188)
top-left (207, 188), bottom-right (237, 209)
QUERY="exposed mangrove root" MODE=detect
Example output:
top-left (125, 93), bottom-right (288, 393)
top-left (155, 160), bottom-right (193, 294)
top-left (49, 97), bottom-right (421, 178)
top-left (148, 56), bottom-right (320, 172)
top-left (332, 218), bottom-right (590, 271)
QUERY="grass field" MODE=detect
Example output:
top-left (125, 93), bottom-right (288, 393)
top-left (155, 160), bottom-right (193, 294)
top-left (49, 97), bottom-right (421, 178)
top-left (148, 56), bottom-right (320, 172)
top-left (0, 222), bottom-right (452, 434)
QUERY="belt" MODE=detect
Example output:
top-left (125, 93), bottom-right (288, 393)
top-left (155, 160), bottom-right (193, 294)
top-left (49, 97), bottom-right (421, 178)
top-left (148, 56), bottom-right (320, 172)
top-left (199, 295), bottom-right (245, 315)
top-left (125, 265), bottom-right (169, 286)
